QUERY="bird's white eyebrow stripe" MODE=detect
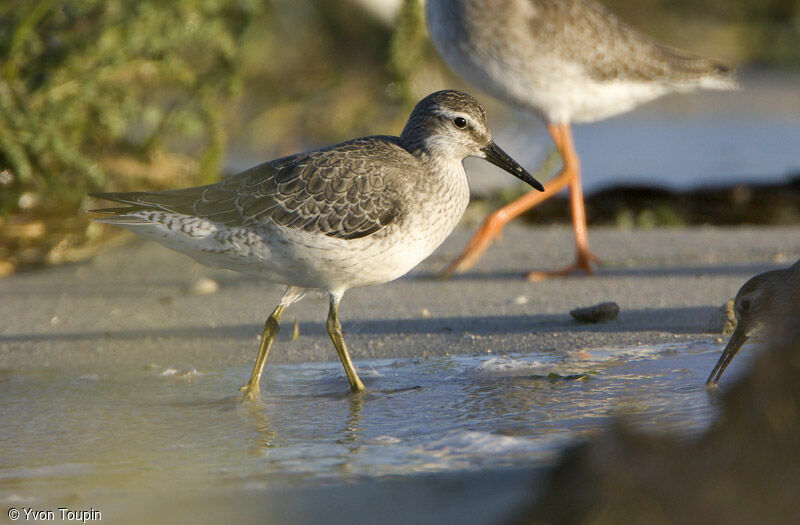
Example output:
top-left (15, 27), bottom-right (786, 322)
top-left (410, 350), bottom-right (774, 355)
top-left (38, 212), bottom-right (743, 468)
top-left (434, 108), bottom-right (469, 120)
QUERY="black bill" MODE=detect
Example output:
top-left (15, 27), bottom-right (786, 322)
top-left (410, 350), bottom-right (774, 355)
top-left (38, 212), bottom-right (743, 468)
top-left (706, 327), bottom-right (748, 387)
top-left (481, 141), bottom-right (544, 192)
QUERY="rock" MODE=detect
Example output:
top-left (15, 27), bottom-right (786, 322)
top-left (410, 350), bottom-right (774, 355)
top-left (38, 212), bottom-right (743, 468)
top-left (569, 302), bottom-right (620, 323)
top-left (188, 277), bottom-right (219, 296)
top-left (513, 295), bottom-right (529, 305)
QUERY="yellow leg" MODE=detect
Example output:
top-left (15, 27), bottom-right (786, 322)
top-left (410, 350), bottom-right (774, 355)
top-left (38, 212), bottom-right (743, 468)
top-left (240, 303), bottom-right (286, 401)
top-left (326, 294), bottom-right (365, 393)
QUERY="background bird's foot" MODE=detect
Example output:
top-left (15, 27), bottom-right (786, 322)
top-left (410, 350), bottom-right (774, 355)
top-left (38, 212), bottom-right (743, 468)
top-left (442, 213), bottom-right (507, 275)
top-left (526, 250), bottom-right (600, 282)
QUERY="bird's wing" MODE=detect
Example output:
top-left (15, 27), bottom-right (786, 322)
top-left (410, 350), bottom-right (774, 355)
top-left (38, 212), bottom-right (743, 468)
top-left (91, 137), bottom-right (412, 240)
top-left (532, 0), bottom-right (732, 84)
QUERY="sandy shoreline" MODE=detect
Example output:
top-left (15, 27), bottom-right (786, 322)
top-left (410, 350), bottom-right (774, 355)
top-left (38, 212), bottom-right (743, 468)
top-left (3, 223), bottom-right (799, 524)
top-left (1, 224), bottom-right (797, 371)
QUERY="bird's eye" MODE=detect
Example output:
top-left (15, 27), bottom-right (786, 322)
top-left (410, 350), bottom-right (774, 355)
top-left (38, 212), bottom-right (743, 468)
top-left (453, 117), bottom-right (467, 129)
top-left (740, 299), bottom-right (751, 313)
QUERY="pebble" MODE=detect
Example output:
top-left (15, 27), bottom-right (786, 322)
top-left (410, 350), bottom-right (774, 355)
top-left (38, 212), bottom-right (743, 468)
top-left (188, 277), bottom-right (219, 295)
top-left (570, 302), bottom-right (620, 323)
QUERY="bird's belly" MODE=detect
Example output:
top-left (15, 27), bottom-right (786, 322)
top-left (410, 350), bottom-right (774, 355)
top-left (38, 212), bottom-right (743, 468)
top-left (532, 78), bottom-right (670, 123)
top-left (306, 178), bottom-right (470, 291)
top-left (306, 193), bottom-right (469, 290)
top-left (439, 42), bottom-right (669, 124)
top-left (118, 182), bottom-right (469, 293)
top-left (245, 225), bottom-right (450, 292)
top-left (127, 222), bottom-right (401, 290)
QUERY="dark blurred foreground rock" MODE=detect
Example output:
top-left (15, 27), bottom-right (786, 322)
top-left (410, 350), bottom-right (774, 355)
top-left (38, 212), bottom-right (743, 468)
top-left (512, 327), bottom-right (800, 523)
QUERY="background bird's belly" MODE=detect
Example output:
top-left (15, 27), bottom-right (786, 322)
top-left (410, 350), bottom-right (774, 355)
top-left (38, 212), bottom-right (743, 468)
top-left (461, 49), bottom-right (669, 123)
top-left (554, 79), bottom-right (670, 123)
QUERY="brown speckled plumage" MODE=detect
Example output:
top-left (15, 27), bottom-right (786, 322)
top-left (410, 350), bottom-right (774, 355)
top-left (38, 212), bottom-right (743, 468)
top-left (92, 138), bottom-right (409, 241)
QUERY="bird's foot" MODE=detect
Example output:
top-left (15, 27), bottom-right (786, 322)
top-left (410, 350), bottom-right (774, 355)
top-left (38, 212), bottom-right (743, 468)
top-left (349, 378), bottom-right (367, 393)
top-left (443, 212), bottom-right (507, 276)
top-left (526, 250), bottom-right (599, 282)
top-left (239, 383), bottom-right (260, 402)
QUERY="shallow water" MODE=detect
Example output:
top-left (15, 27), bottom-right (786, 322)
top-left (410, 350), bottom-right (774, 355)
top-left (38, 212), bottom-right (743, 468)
top-left (0, 339), bottom-right (756, 507)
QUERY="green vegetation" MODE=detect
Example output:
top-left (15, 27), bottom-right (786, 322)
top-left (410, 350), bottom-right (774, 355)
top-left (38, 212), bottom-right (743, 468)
top-left (0, 0), bottom-right (258, 217)
top-left (603, 0), bottom-right (800, 66)
top-left (388, 0), bottom-right (433, 105)
top-left (229, 2), bottom-right (396, 155)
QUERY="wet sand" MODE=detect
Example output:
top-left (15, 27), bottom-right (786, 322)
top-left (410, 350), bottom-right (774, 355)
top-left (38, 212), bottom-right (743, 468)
top-left (1, 224), bottom-right (797, 372)
top-left (2, 224), bottom-right (798, 523)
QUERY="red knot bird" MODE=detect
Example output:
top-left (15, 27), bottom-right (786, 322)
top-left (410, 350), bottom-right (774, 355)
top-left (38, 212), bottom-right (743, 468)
top-left (426, 0), bottom-right (736, 280)
top-left (90, 90), bottom-right (544, 399)
top-left (706, 259), bottom-right (800, 387)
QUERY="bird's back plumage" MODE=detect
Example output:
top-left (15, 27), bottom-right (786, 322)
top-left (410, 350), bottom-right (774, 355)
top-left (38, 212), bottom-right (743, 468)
top-left (533, 0), bottom-right (734, 86)
top-left (91, 137), bottom-right (416, 241)
top-left (426, 0), bottom-right (736, 123)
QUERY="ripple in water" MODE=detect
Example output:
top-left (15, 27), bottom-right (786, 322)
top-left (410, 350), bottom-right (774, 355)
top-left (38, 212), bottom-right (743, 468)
top-left (0, 339), bottom-right (759, 503)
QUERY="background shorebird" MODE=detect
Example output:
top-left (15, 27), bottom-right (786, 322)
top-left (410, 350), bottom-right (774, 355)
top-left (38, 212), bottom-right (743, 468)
top-left (706, 259), bottom-right (800, 387)
top-left (90, 90), bottom-right (543, 399)
top-left (426, 0), bottom-right (737, 280)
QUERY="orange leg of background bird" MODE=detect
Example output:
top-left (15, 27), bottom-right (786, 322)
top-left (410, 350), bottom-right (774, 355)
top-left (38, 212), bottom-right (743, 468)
top-left (442, 122), bottom-right (599, 278)
top-left (527, 124), bottom-right (599, 281)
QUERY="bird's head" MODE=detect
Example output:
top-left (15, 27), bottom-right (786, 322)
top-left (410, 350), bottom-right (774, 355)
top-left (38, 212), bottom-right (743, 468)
top-left (400, 90), bottom-right (544, 191)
